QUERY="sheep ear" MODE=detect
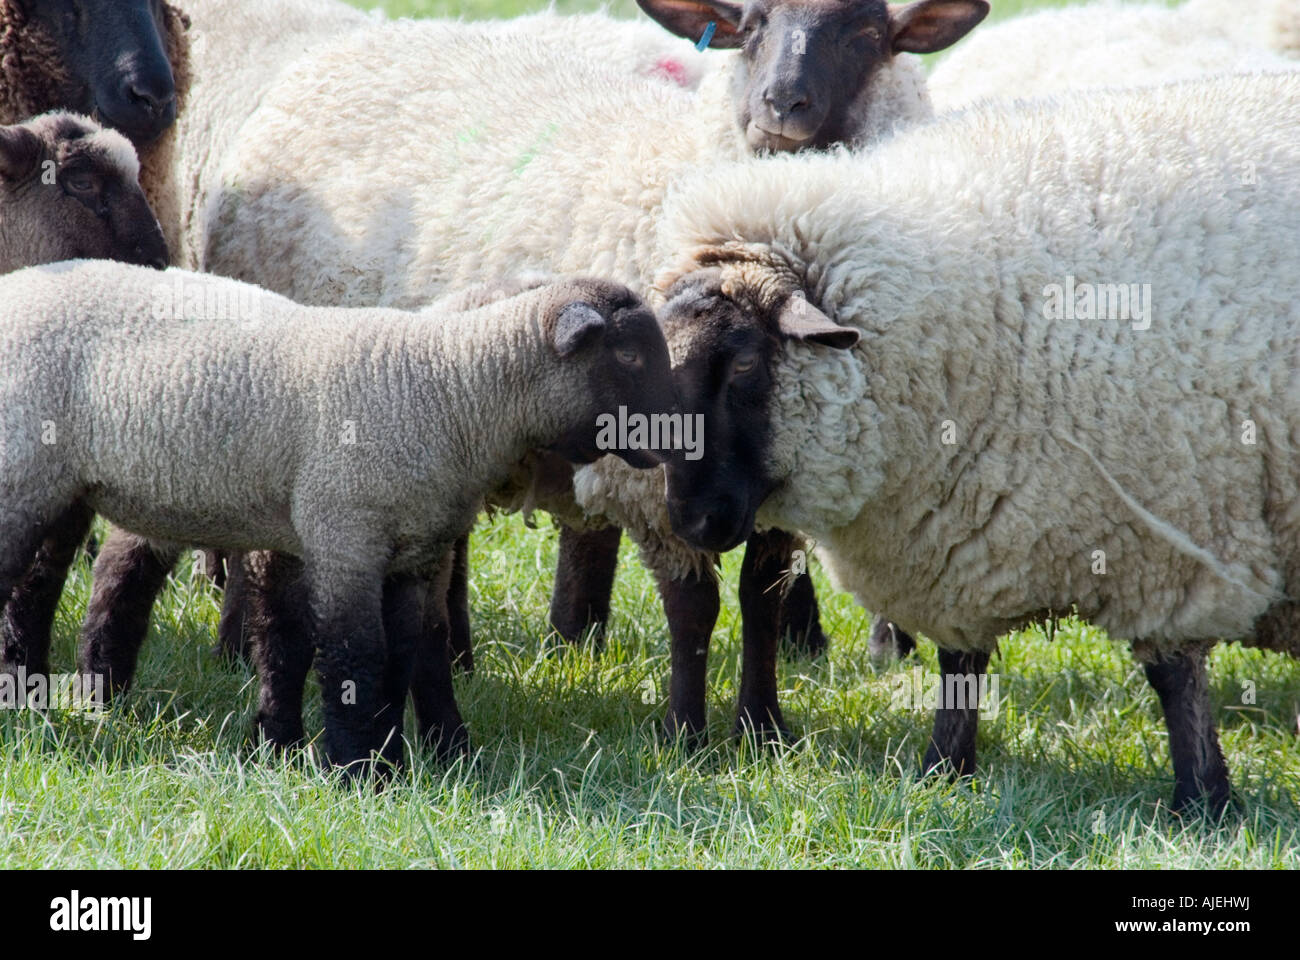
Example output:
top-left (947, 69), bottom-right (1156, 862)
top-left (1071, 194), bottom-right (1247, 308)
top-left (776, 295), bottom-right (859, 349)
top-left (889, 0), bottom-right (989, 55)
top-left (635, 0), bottom-right (747, 48)
top-left (0, 125), bottom-right (42, 182)
top-left (552, 302), bottom-right (608, 357)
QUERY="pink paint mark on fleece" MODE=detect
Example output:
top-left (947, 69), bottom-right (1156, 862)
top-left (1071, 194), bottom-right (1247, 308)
top-left (649, 56), bottom-right (692, 87)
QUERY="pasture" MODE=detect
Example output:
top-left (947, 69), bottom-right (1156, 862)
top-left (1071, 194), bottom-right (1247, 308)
top-left (2, 0), bottom-right (1297, 870)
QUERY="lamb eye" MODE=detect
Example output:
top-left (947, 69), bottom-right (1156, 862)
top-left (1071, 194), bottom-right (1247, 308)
top-left (860, 26), bottom-right (882, 41)
top-left (616, 348), bottom-right (641, 367)
top-left (733, 354), bottom-right (758, 375)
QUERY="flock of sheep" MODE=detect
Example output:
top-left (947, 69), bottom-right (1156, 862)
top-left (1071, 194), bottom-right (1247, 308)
top-left (1, 0), bottom-right (1298, 818)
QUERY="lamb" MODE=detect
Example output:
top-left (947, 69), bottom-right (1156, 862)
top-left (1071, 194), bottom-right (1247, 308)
top-left (0, 259), bottom-right (676, 769)
top-left (76, 9), bottom-right (986, 742)
top-left (653, 71), bottom-right (1300, 813)
top-left (928, 0), bottom-right (1299, 111)
top-left (0, 111), bottom-right (167, 274)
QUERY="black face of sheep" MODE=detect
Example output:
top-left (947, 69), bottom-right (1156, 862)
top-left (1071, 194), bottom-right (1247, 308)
top-left (661, 269), bottom-right (858, 552)
top-left (17, 0), bottom-right (177, 145)
top-left (543, 280), bottom-right (678, 470)
top-left (636, 0), bottom-right (988, 152)
top-left (0, 112), bottom-right (168, 270)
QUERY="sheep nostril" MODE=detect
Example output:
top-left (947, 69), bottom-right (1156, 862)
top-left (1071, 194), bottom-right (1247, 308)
top-left (127, 84), bottom-right (174, 120)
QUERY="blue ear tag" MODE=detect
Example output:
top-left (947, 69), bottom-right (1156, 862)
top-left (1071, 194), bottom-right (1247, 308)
top-left (696, 21), bottom-right (717, 51)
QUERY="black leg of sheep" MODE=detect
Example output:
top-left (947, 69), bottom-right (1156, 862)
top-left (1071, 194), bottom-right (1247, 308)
top-left (921, 646), bottom-right (991, 779)
top-left (79, 529), bottom-right (180, 697)
top-left (445, 533), bottom-right (473, 673)
top-left (1141, 646), bottom-right (1231, 817)
top-left (410, 558), bottom-right (470, 764)
top-left (249, 552), bottom-right (313, 752)
top-left (1, 502), bottom-right (94, 680)
top-left (778, 566), bottom-right (828, 658)
top-left (736, 529), bottom-right (794, 741)
top-left (657, 568), bottom-right (720, 745)
top-left (548, 523), bottom-right (623, 648)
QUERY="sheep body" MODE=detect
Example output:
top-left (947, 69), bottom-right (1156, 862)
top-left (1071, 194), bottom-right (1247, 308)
top-left (928, 0), bottom-right (1298, 110)
top-left (658, 71), bottom-right (1300, 660)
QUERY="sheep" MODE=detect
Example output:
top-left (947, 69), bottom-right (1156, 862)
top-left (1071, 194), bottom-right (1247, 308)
top-left (652, 71), bottom-right (1300, 813)
top-left (928, 0), bottom-right (1299, 111)
top-left (0, 259), bottom-right (676, 768)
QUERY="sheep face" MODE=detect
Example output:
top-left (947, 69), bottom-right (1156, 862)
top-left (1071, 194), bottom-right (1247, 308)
top-left (660, 268), bottom-right (857, 553)
top-left (16, 0), bottom-right (177, 145)
top-left (0, 112), bottom-right (168, 271)
top-left (542, 279), bottom-right (678, 470)
top-left (636, 0), bottom-right (988, 152)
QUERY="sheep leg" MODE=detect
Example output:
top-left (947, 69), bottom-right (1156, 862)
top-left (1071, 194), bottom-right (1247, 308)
top-left (921, 647), bottom-right (990, 777)
top-left (247, 551), bottom-right (313, 751)
top-left (1142, 647), bottom-right (1231, 816)
top-left (658, 569), bottom-right (720, 745)
top-left (79, 529), bottom-right (180, 698)
top-left (309, 559), bottom-right (389, 775)
top-left (1, 502), bottom-right (93, 679)
top-left (216, 550), bottom-right (251, 663)
top-left (549, 523), bottom-right (622, 647)
top-left (410, 558), bottom-right (470, 763)
top-left (736, 529), bottom-right (792, 740)
top-left (373, 573), bottom-right (424, 771)
top-left (445, 533), bottom-right (473, 673)
top-left (778, 562), bottom-right (828, 658)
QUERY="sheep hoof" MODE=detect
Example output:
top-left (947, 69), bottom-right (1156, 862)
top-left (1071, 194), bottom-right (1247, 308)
top-left (1169, 783), bottom-right (1234, 821)
top-left (733, 712), bottom-right (793, 748)
top-left (661, 712), bottom-right (707, 751)
top-left (920, 744), bottom-right (977, 781)
top-left (780, 621), bottom-right (828, 660)
top-left (420, 721), bottom-right (471, 765)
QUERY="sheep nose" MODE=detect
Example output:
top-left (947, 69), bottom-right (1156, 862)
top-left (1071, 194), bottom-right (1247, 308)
top-left (127, 81), bottom-right (175, 121)
top-left (763, 87), bottom-right (810, 117)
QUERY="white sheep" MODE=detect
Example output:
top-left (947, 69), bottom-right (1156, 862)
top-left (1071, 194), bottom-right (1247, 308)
top-left (653, 71), bottom-right (1300, 813)
top-left (0, 259), bottom-right (675, 769)
top-left (928, 0), bottom-right (1298, 110)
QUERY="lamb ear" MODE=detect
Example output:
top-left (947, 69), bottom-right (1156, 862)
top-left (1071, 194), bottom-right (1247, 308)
top-left (890, 0), bottom-right (990, 55)
top-left (635, 0), bottom-right (747, 48)
top-left (552, 302), bottom-right (608, 357)
top-left (0, 125), bottom-right (42, 182)
top-left (776, 296), bottom-right (860, 349)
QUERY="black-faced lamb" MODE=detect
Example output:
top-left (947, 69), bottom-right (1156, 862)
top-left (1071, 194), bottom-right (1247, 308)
top-left (0, 260), bottom-right (676, 769)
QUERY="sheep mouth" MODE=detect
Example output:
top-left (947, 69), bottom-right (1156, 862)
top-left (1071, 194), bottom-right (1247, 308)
top-left (745, 123), bottom-right (813, 154)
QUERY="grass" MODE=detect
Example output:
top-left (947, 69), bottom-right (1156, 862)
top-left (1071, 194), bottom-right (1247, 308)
top-left (3, 0), bottom-right (1296, 869)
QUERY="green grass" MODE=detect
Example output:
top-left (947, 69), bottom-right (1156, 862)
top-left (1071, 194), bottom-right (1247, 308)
top-left (3, 0), bottom-right (1296, 869)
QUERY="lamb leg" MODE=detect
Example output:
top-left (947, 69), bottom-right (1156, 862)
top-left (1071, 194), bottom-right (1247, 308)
top-left (2, 501), bottom-right (93, 679)
top-left (658, 568), bottom-right (720, 745)
top-left (79, 529), bottom-right (180, 697)
top-left (445, 533), bottom-right (473, 673)
top-left (410, 558), bottom-right (470, 763)
top-left (921, 646), bottom-right (990, 777)
top-left (549, 523), bottom-right (622, 647)
top-left (1142, 646), bottom-right (1231, 817)
top-left (248, 551), bottom-right (312, 751)
top-left (736, 529), bottom-right (793, 740)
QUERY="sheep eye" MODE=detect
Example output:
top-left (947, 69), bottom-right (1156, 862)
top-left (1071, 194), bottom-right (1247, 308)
top-left (732, 354), bottom-right (758, 376)
top-left (860, 26), bottom-right (882, 41)
top-left (65, 176), bottom-right (95, 194)
top-left (615, 348), bottom-right (641, 367)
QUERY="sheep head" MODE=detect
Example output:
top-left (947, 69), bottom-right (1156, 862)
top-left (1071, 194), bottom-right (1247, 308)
top-left (636, 0), bottom-right (988, 152)
top-left (0, 111), bottom-right (168, 272)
